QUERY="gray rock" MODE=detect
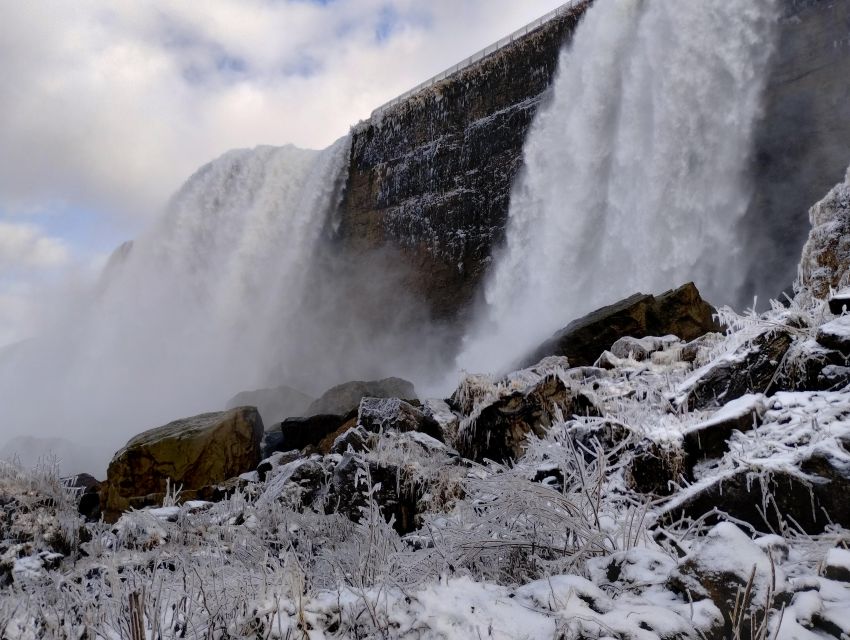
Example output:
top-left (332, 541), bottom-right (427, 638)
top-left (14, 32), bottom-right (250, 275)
top-left (104, 408), bottom-right (263, 519)
top-left (226, 385), bottom-right (314, 427)
top-left (307, 377), bottom-right (417, 416)
top-left (667, 523), bottom-right (787, 637)
top-left (816, 317), bottom-right (850, 355)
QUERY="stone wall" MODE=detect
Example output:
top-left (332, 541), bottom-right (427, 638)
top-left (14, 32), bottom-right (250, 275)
top-left (332, 2), bottom-right (592, 322)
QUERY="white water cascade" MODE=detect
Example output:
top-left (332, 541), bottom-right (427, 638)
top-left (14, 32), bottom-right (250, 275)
top-left (0, 137), bottom-right (351, 471)
top-left (459, 0), bottom-right (778, 373)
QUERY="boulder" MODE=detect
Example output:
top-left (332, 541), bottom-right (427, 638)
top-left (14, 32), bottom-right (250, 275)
top-left (457, 374), bottom-right (598, 463)
top-left (609, 335), bottom-right (680, 361)
top-left (329, 453), bottom-right (419, 534)
top-left (64, 473), bottom-right (102, 522)
top-left (330, 426), bottom-right (370, 455)
top-left (522, 283), bottom-right (719, 368)
top-left (667, 523), bottom-right (787, 637)
top-left (824, 548), bottom-right (850, 583)
top-left (256, 450), bottom-right (300, 482)
top-left (795, 165), bottom-right (850, 304)
top-left (658, 449), bottom-right (850, 534)
top-left (769, 339), bottom-right (848, 392)
top-left (627, 440), bottom-right (685, 496)
top-left (680, 328), bottom-right (793, 410)
top-left (357, 397), bottom-right (443, 441)
top-left (225, 385), bottom-right (314, 428)
top-left (307, 377), bottom-right (417, 416)
top-left (104, 408), bottom-right (263, 518)
top-left (816, 316), bottom-right (850, 355)
top-left (279, 414), bottom-right (351, 452)
top-left (682, 394), bottom-right (766, 473)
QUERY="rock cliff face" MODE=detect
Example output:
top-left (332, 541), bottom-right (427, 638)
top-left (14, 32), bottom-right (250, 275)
top-left (333, 2), bottom-right (592, 322)
top-left (739, 0), bottom-right (850, 300)
top-left (333, 0), bottom-right (850, 322)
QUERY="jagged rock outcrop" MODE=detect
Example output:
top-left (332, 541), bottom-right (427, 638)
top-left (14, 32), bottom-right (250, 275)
top-left (523, 283), bottom-right (719, 368)
top-left (795, 166), bottom-right (850, 303)
top-left (225, 385), bottom-right (314, 428)
top-left (104, 408), bottom-right (263, 518)
top-left (307, 377), bottom-right (417, 416)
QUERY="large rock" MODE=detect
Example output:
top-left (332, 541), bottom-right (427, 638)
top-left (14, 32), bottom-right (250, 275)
top-left (795, 165), bottom-right (850, 303)
top-left (680, 328), bottom-right (793, 410)
top-left (357, 397), bottom-right (443, 441)
top-left (329, 453), bottom-right (419, 534)
top-left (104, 408), bottom-right (263, 518)
top-left (770, 338), bottom-right (850, 392)
top-left (225, 385), bottom-right (314, 428)
top-left (279, 414), bottom-right (351, 453)
top-left (668, 523), bottom-right (787, 637)
top-left (682, 394), bottom-right (766, 473)
top-left (307, 377), bottom-right (417, 416)
top-left (457, 374), bottom-right (598, 463)
top-left (659, 450), bottom-right (850, 535)
top-left (522, 283), bottom-right (719, 368)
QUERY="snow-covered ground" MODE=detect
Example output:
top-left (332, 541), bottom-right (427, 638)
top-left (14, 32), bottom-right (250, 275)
top-left (1, 299), bottom-right (850, 639)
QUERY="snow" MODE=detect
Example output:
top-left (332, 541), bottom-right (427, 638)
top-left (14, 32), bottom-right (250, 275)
top-left (825, 547), bottom-right (850, 574)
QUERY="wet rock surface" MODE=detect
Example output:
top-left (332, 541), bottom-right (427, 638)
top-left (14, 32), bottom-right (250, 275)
top-left (522, 283), bottom-right (719, 368)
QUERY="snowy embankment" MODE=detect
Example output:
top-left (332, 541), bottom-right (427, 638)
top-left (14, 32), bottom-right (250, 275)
top-left (1, 295), bottom-right (850, 639)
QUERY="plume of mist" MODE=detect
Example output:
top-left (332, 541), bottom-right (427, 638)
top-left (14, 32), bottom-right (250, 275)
top-left (459, 0), bottom-right (779, 374)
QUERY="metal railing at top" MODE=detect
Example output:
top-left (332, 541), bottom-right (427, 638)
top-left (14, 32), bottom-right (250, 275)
top-left (370, 0), bottom-right (587, 118)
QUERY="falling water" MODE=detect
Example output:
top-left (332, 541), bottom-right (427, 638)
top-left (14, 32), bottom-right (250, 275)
top-left (458, 0), bottom-right (778, 373)
top-left (0, 137), bottom-right (351, 472)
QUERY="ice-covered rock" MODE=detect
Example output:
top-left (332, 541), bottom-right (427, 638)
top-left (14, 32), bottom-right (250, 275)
top-left (796, 165), bottom-right (850, 303)
top-left (678, 328), bottom-right (793, 410)
top-left (668, 522), bottom-right (787, 636)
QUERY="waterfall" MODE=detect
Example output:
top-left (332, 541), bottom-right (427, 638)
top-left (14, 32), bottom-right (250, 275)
top-left (0, 136), bottom-right (351, 471)
top-left (458, 0), bottom-right (778, 374)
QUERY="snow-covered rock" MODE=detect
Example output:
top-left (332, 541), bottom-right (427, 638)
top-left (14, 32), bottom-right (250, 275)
top-left (796, 165), bottom-right (850, 303)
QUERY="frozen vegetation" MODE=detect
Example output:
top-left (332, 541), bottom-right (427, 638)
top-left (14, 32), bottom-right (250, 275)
top-left (2, 293), bottom-right (850, 639)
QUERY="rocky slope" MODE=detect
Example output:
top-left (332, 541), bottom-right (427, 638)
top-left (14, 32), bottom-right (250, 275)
top-left (4, 166), bottom-right (850, 637)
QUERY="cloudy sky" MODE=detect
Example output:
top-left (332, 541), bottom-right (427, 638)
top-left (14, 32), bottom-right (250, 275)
top-left (0, 0), bottom-right (568, 346)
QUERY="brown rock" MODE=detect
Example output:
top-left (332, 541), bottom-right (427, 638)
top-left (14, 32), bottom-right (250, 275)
top-left (522, 283), bottom-right (719, 368)
top-left (104, 407), bottom-right (263, 518)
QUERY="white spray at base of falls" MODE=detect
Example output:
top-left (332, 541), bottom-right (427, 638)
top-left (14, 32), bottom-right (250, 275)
top-left (458, 0), bottom-right (778, 374)
top-left (0, 137), bottom-right (351, 473)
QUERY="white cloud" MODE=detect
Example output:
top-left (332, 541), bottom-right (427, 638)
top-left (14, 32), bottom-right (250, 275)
top-left (0, 221), bottom-right (70, 271)
top-left (0, 0), bottom-right (568, 222)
